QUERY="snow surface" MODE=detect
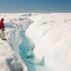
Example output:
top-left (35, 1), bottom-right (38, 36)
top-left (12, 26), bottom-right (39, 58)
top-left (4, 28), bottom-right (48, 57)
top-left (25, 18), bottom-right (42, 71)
top-left (0, 13), bottom-right (71, 71)
top-left (26, 13), bottom-right (71, 71)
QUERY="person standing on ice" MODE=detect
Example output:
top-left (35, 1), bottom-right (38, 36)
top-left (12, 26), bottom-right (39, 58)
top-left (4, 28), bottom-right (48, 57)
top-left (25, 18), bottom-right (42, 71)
top-left (0, 18), bottom-right (6, 40)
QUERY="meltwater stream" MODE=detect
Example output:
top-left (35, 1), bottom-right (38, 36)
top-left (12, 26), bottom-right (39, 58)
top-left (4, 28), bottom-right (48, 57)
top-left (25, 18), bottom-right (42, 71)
top-left (8, 20), bottom-right (48, 71)
top-left (19, 31), bottom-right (46, 71)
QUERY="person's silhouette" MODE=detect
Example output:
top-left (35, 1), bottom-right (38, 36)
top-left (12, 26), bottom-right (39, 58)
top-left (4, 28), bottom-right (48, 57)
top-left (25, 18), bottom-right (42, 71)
top-left (0, 18), bottom-right (6, 40)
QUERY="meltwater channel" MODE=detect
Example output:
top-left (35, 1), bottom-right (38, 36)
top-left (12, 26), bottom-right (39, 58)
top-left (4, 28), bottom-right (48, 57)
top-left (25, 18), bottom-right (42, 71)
top-left (8, 20), bottom-right (47, 71)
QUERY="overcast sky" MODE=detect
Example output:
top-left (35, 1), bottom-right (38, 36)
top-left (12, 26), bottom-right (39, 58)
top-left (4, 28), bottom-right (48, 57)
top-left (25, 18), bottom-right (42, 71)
top-left (0, 0), bottom-right (71, 13)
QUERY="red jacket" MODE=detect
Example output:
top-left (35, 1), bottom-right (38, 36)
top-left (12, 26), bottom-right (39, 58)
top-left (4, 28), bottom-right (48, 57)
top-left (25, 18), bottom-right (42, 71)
top-left (0, 18), bottom-right (4, 29)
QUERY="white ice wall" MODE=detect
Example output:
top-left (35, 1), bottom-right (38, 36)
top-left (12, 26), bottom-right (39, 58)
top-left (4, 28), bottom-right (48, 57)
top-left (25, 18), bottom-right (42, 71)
top-left (26, 13), bottom-right (71, 71)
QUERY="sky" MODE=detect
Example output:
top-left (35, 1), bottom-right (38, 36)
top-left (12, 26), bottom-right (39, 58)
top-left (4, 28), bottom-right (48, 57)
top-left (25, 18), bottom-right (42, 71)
top-left (0, 0), bottom-right (71, 13)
